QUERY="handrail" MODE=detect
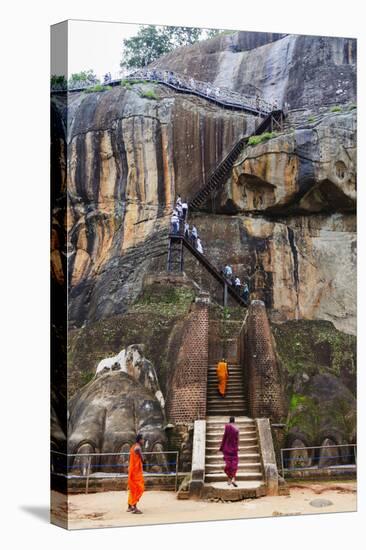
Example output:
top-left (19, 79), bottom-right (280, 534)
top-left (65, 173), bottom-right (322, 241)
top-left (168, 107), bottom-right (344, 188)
top-left (169, 234), bottom-right (248, 307)
top-left (127, 68), bottom-right (274, 115)
top-left (189, 109), bottom-right (284, 210)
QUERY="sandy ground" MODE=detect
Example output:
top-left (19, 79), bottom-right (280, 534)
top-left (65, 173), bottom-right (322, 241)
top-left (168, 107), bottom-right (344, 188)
top-left (51, 482), bottom-right (356, 530)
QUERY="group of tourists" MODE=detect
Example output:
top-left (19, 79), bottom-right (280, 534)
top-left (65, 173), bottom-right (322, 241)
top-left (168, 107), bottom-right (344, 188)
top-left (222, 264), bottom-right (250, 303)
top-left (170, 196), bottom-right (205, 254)
top-left (170, 195), bottom-right (188, 234)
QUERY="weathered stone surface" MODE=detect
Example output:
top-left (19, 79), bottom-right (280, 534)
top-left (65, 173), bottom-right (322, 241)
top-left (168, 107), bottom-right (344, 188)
top-left (68, 366), bottom-right (167, 459)
top-left (219, 112), bottom-right (356, 215)
top-left (152, 33), bottom-right (356, 109)
top-left (187, 212), bottom-right (356, 335)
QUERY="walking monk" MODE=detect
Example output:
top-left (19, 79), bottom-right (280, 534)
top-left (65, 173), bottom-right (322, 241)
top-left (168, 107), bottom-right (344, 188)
top-left (216, 358), bottom-right (229, 397)
top-left (220, 417), bottom-right (239, 487)
top-left (127, 434), bottom-right (145, 514)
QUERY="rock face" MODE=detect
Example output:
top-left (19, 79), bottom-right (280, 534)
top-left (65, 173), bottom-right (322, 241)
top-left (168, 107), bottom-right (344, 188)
top-left (151, 32), bottom-right (356, 109)
top-left (52, 85), bottom-right (255, 326)
top-left (50, 31), bottom-right (357, 463)
top-left (68, 348), bottom-right (167, 458)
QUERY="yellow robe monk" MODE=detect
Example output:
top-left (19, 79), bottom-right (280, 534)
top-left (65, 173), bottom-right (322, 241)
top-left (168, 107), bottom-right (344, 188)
top-left (127, 443), bottom-right (145, 507)
top-left (217, 360), bottom-right (228, 396)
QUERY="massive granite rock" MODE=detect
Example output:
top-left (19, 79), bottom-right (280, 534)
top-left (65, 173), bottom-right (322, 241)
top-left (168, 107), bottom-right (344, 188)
top-left (151, 32), bottom-right (356, 109)
top-left (52, 85), bottom-right (255, 326)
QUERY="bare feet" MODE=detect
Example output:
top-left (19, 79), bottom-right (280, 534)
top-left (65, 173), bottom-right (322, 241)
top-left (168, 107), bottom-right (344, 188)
top-left (232, 480), bottom-right (238, 488)
top-left (132, 507), bottom-right (143, 514)
top-left (126, 505), bottom-right (134, 512)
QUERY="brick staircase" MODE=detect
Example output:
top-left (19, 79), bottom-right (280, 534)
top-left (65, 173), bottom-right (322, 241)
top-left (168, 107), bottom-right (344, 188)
top-left (206, 362), bottom-right (247, 416)
top-left (203, 362), bottom-right (266, 499)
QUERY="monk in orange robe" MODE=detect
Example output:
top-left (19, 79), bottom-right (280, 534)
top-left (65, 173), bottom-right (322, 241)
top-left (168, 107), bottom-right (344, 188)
top-left (217, 358), bottom-right (229, 397)
top-left (127, 434), bottom-right (145, 514)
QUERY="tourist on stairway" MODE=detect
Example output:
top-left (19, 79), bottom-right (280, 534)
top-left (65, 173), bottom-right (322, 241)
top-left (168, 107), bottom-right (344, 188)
top-left (196, 237), bottom-right (204, 254)
top-left (176, 201), bottom-right (183, 219)
top-left (190, 224), bottom-right (198, 246)
top-left (216, 358), bottom-right (229, 398)
top-left (127, 433), bottom-right (145, 514)
top-left (242, 282), bottom-right (250, 304)
top-left (234, 276), bottom-right (241, 291)
top-left (170, 210), bottom-right (179, 234)
top-left (223, 264), bottom-right (233, 279)
top-left (184, 222), bottom-right (190, 239)
top-left (182, 199), bottom-right (188, 220)
top-left (219, 417), bottom-right (239, 487)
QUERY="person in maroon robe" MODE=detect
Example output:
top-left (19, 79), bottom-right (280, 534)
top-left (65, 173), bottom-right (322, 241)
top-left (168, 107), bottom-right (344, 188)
top-left (219, 416), bottom-right (239, 487)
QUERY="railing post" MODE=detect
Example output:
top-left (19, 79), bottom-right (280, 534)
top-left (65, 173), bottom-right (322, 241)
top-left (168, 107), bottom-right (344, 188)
top-left (223, 282), bottom-right (228, 307)
top-left (85, 455), bottom-right (91, 495)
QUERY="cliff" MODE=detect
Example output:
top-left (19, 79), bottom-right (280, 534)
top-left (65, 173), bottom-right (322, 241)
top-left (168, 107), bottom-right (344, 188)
top-left (51, 32), bottom-right (357, 448)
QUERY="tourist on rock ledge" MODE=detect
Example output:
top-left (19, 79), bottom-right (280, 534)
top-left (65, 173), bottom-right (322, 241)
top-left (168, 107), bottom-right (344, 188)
top-left (219, 417), bottom-right (239, 487)
top-left (127, 434), bottom-right (145, 514)
top-left (216, 357), bottom-right (228, 398)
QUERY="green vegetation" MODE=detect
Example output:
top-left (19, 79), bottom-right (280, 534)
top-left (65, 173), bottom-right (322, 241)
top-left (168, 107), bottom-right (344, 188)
top-left (307, 116), bottom-right (316, 123)
top-left (120, 25), bottom-right (230, 70)
top-left (285, 393), bottom-right (321, 440)
top-left (69, 69), bottom-right (100, 88)
top-left (84, 84), bottom-right (112, 94)
top-left (140, 88), bottom-right (158, 100)
top-left (51, 74), bottom-right (67, 89)
top-left (248, 131), bottom-right (277, 146)
top-left (272, 320), bottom-right (356, 383)
top-left (330, 105), bottom-right (342, 113)
top-left (348, 103), bottom-right (357, 111)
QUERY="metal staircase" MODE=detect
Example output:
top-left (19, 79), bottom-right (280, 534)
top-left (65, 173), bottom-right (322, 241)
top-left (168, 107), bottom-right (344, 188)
top-left (189, 109), bottom-right (284, 211)
top-left (167, 233), bottom-right (248, 307)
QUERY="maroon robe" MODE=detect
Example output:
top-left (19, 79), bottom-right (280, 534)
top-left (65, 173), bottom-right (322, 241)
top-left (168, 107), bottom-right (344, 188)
top-left (219, 423), bottom-right (239, 478)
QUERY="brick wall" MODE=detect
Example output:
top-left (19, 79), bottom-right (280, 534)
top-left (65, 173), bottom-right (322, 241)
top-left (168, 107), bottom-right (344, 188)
top-left (167, 293), bottom-right (209, 424)
top-left (242, 300), bottom-right (286, 421)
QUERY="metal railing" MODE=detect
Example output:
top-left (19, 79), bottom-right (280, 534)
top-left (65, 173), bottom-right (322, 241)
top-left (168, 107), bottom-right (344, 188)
top-left (51, 449), bottom-right (179, 494)
top-left (280, 444), bottom-right (357, 478)
top-left (127, 69), bottom-right (275, 114)
top-left (51, 67), bottom-right (276, 114)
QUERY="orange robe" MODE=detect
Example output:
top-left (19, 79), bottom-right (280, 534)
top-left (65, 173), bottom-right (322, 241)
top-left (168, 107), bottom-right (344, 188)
top-left (217, 361), bottom-right (228, 396)
top-left (127, 443), bottom-right (145, 506)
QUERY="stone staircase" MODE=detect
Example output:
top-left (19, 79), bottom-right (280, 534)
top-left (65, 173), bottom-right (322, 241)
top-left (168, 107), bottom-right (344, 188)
top-left (206, 362), bottom-right (247, 416)
top-left (203, 362), bottom-right (266, 499)
top-left (205, 417), bottom-right (263, 482)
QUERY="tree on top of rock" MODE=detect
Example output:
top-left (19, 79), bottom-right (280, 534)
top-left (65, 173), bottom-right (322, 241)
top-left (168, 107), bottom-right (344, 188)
top-left (120, 25), bottom-right (218, 70)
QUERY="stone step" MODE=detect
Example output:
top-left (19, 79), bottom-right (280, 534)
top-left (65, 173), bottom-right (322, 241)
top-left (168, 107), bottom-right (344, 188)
top-left (207, 408), bottom-right (248, 414)
top-left (205, 463), bottom-right (262, 473)
top-left (207, 410), bottom-right (248, 416)
top-left (206, 431), bottom-right (256, 438)
top-left (205, 472), bottom-right (263, 482)
top-left (206, 438), bottom-right (257, 447)
top-left (206, 444), bottom-right (259, 454)
top-left (207, 397), bottom-right (246, 404)
top-left (207, 404), bottom-right (247, 410)
top-left (206, 427), bottom-right (257, 437)
top-left (206, 416), bottom-right (255, 428)
top-left (205, 453), bottom-right (260, 463)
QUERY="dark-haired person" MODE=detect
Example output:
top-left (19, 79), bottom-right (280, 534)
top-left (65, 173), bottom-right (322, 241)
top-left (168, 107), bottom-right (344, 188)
top-left (127, 434), bottom-right (145, 514)
top-left (219, 417), bottom-right (239, 487)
